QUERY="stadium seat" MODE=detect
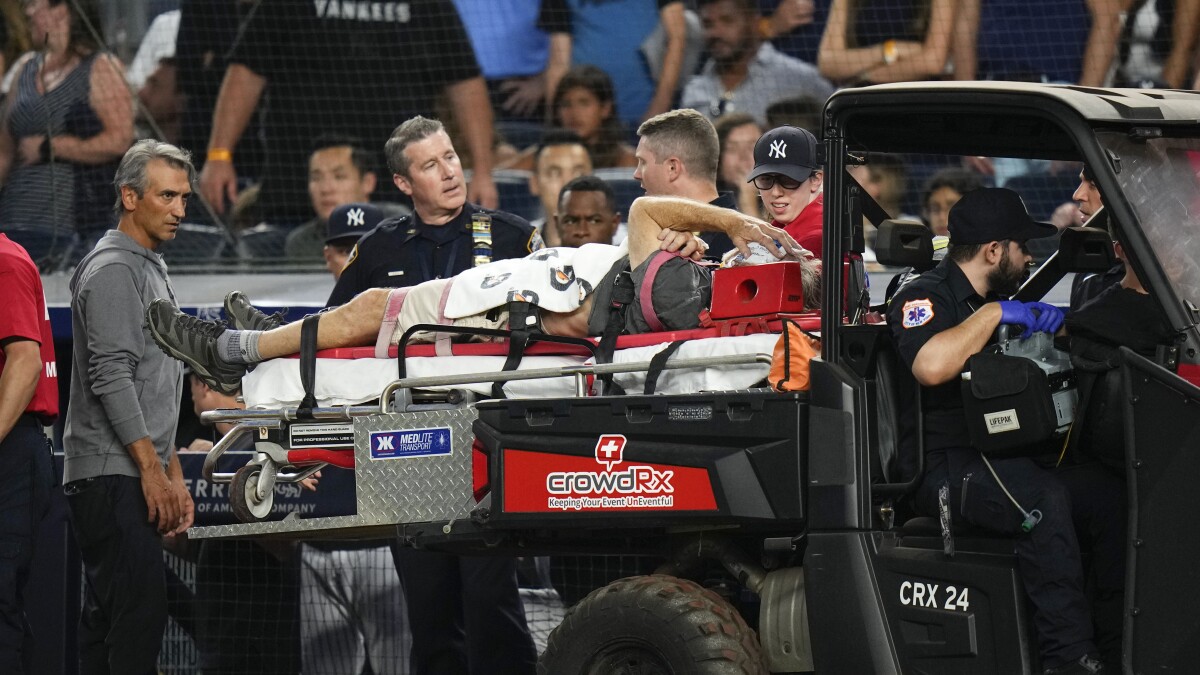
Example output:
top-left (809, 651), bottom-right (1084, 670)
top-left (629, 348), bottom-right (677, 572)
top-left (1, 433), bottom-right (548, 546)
top-left (237, 223), bottom-right (290, 259)
top-left (496, 121), bottom-right (544, 151)
top-left (2, 227), bottom-right (69, 268)
top-left (160, 223), bottom-right (229, 265)
top-left (493, 169), bottom-right (542, 222)
top-left (1005, 173), bottom-right (1080, 221)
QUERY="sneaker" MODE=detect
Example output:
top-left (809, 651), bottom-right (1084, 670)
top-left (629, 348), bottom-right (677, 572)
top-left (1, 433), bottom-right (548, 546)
top-left (223, 291), bottom-right (286, 332)
top-left (146, 299), bottom-right (245, 396)
top-left (1044, 653), bottom-right (1105, 675)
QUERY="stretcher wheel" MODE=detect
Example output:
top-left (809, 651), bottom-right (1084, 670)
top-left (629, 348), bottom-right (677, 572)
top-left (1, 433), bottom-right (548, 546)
top-left (230, 464), bottom-right (274, 522)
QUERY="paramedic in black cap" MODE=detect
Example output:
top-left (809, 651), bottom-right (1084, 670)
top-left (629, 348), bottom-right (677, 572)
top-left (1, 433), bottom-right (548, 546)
top-left (747, 126), bottom-right (824, 256)
top-left (322, 203), bottom-right (383, 280)
top-left (887, 187), bottom-right (1114, 675)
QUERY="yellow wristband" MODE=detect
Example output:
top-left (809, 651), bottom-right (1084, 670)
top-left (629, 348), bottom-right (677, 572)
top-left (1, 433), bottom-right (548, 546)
top-left (759, 17), bottom-right (774, 39)
top-left (207, 147), bottom-right (233, 163)
top-left (882, 40), bottom-right (898, 65)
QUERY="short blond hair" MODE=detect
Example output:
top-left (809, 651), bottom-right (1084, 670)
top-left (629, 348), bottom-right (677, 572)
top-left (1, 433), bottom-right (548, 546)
top-left (637, 109), bottom-right (719, 183)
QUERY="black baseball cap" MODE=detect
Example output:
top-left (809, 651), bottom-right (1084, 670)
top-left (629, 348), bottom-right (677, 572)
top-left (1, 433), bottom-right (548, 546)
top-left (747, 126), bottom-right (820, 184)
top-left (947, 188), bottom-right (1057, 244)
top-left (326, 203), bottom-right (384, 244)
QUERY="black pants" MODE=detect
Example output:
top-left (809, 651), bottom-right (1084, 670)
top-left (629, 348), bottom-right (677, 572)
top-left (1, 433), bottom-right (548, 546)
top-left (0, 422), bottom-right (54, 675)
top-left (917, 449), bottom-right (1124, 669)
top-left (65, 475), bottom-right (166, 675)
top-left (391, 547), bottom-right (536, 675)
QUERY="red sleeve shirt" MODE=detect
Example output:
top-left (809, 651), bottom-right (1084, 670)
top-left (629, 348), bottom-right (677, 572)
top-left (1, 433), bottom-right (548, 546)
top-left (776, 193), bottom-right (824, 258)
top-left (0, 235), bottom-right (59, 421)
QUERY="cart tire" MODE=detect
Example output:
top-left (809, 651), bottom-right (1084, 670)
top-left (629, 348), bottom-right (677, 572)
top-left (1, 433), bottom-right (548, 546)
top-left (230, 464), bottom-right (274, 522)
top-left (538, 574), bottom-right (767, 675)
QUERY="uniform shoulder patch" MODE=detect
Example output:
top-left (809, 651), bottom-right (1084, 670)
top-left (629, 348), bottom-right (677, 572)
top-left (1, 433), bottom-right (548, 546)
top-left (901, 298), bottom-right (935, 328)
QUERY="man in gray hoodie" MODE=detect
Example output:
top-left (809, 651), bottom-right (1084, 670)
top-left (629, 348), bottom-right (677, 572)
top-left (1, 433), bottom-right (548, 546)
top-left (63, 139), bottom-right (196, 675)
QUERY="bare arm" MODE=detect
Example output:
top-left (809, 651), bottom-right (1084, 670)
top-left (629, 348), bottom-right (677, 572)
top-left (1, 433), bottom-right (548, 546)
top-left (0, 54), bottom-right (35, 184)
top-left (544, 32), bottom-right (572, 123)
top-left (0, 340), bottom-right (41, 443)
top-left (910, 303), bottom-right (1001, 385)
top-left (1161, 0), bottom-right (1200, 88)
top-left (817, 0), bottom-right (924, 82)
top-left (950, 0), bottom-right (980, 80)
top-left (643, 2), bottom-right (688, 121)
top-left (47, 54), bottom-right (133, 165)
top-left (626, 196), bottom-right (800, 269)
top-left (199, 64), bottom-right (266, 214)
top-left (164, 449), bottom-right (194, 534)
top-left (856, 0), bottom-right (957, 83)
top-left (1078, 0), bottom-right (1126, 87)
top-left (445, 76), bottom-right (499, 210)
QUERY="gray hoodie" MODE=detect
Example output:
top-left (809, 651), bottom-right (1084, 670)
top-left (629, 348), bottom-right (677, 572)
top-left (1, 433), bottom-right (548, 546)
top-left (64, 230), bottom-right (183, 483)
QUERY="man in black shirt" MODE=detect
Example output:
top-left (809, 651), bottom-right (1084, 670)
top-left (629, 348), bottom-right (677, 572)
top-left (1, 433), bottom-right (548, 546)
top-left (327, 116), bottom-right (541, 307)
top-left (633, 109), bottom-right (741, 258)
top-left (888, 188), bottom-right (1114, 675)
top-left (198, 0), bottom-right (500, 226)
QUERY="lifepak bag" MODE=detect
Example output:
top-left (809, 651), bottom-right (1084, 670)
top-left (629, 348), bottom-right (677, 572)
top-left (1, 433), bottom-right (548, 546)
top-left (961, 352), bottom-right (1059, 457)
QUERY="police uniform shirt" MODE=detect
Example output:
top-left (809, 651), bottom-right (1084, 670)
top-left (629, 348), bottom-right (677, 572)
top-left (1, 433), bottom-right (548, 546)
top-left (887, 258), bottom-right (996, 452)
top-left (327, 203), bottom-right (540, 307)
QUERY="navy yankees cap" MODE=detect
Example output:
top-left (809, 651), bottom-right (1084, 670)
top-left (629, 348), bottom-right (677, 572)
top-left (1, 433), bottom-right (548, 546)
top-left (747, 126), bottom-right (821, 184)
top-left (326, 202), bottom-right (384, 244)
top-left (947, 188), bottom-right (1057, 244)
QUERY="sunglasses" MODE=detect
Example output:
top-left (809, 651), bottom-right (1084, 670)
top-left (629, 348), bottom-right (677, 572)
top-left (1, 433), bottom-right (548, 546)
top-left (752, 174), bottom-right (806, 191)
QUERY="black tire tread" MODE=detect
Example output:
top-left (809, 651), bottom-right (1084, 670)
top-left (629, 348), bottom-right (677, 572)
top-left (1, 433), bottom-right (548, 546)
top-left (538, 574), bottom-right (767, 675)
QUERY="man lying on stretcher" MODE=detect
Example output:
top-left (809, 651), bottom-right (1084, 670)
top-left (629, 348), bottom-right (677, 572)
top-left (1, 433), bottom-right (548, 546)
top-left (148, 196), bottom-right (821, 395)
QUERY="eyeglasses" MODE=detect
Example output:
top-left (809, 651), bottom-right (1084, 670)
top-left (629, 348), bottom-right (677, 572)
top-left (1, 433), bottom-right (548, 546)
top-left (752, 174), bottom-right (805, 191)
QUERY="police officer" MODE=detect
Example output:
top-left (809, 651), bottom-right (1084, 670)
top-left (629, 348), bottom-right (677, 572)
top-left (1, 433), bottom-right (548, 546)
top-left (327, 115), bottom-right (540, 307)
top-left (324, 115), bottom-right (539, 674)
top-left (888, 188), bottom-right (1112, 675)
top-left (0, 233), bottom-right (58, 674)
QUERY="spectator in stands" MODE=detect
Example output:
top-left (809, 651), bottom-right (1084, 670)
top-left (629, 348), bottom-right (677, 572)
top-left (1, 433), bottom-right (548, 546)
top-left (505, 66), bottom-right (637, 171)
top-left (198, 0), bottom-right (501, 228)
top-left (0, 232), bottom-right (58, 675)
top-left (634, 108), bottom-right (739, 257)
top-left (682, 0), bottom-right (834, 126)
top-left (555, 175), bottom-right (622, 247)
top-left (714, 112), bottom-right (763, 216)
top-left (539, 0), bottom-right (690, 127)
top-left (323, 203), bottom-right (384, 280)
top-left (327, 116), bottom-right (541, 308)
top-left (284, 138), bottom-right (380, 261)
top-left (816, 0), bottom-right (956, 85)
top-left (126, 9), bottom-right (179, 92)
top-left (528, 131), bottom-right (594, 246)
top-left (758, 0), bottom-right (822, 63)
top-left (135, 57), bottom-right (185, 146)
top-left (64, 140), bottom-right (194, 675)
top-left (452, 0), bottom-right (556, 122)
top-left (765, 93), bottom-right (825, 131)
top-left (749, 126), bottom-right (824, 255)
top-left (0, 0), bottom-right (133, 263)
top-left (0, 2), bottom-right (31, 79)
top-left (921, 167), bottom-right (984, 237)
top-left (953, 0), bottom-right (1125, 87)
top-left (1114, 0), bottom-right (1200, 89)
top-left (848, 153), bottom-right (909, 219)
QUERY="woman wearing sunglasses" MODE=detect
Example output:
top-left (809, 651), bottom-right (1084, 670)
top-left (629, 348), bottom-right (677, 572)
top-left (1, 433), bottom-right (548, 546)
top-left (747, 126), bottom-right (825, 258)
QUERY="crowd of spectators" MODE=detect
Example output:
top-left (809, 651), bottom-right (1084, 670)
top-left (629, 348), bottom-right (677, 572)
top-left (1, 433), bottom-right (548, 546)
top-left (1, 0), bottom-right (1197, 272)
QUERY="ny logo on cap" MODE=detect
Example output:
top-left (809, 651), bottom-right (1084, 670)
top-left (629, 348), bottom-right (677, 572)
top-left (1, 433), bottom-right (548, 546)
top-left (347, 207), bottom-right (365, 227)
top-left (769, 139), bottom-right (787, 159)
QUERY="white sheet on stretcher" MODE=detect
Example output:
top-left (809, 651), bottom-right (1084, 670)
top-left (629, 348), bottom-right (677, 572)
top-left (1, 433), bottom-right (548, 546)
top-left (241, 334), bottom-right (779, 408)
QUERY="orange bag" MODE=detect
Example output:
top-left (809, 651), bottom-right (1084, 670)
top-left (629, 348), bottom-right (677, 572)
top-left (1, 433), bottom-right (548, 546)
top-left (770, 318), bottom-right (821, 391)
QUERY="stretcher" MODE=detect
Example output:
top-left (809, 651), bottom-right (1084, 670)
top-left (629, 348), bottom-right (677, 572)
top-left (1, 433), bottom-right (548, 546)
top-left (187, 261), bottom-right (823, 540)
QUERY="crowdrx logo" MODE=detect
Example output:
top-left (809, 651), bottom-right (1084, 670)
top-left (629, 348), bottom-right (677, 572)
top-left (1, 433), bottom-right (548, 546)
top-left (545, 435), bottom-right (675, 497)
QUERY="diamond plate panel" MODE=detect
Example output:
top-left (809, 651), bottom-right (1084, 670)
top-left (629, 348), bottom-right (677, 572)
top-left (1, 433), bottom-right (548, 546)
top-left (190, 408), bottom-right (478, 541)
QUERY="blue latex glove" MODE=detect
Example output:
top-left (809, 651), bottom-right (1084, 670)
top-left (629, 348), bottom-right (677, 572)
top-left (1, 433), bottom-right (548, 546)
top-left (1027, 301), bottom-right (1064, 334)
top-left (997, 300), bottom-right (1036, 333)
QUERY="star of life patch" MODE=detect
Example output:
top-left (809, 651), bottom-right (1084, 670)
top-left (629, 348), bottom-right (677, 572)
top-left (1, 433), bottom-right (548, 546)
top-left (902, 298), bottom-right (935, 328)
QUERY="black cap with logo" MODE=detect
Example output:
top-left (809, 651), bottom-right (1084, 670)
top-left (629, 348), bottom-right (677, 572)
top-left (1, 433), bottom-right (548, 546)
top-left (747, 126), bottom-right (821, 184)
top-left (947, 188), bottom-right (1057, 244)
top-left (326, 202), bottom-right (384, 244)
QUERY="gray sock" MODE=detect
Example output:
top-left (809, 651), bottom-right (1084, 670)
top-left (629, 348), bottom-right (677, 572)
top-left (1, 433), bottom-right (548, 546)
top-left (216, 329), bottom-right (262, 364)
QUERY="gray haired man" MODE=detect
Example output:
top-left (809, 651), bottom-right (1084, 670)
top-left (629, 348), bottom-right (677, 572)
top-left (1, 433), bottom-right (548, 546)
top-left (64, 139), bottom-right (195, 674)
